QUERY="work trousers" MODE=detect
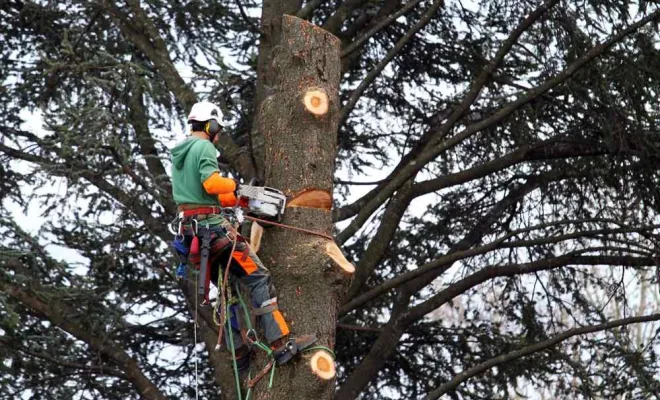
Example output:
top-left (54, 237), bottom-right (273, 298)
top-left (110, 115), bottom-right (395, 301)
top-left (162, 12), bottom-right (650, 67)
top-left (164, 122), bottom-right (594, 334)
top-left (185, 218), bottom-right (290, 347)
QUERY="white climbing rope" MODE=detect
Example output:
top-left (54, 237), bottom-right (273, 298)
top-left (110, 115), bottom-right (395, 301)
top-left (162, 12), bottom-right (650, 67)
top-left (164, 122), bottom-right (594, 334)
top-left (194, 287), bottom-right (199, 400)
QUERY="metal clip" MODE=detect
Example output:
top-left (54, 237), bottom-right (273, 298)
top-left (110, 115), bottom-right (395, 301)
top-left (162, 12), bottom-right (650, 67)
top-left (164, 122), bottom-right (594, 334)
top-left (168, 217), bottom-right (180, 235)
top-left (245, 329), bottom-right (258, 345)
top-left (191, 218), bottom-right (198, 235)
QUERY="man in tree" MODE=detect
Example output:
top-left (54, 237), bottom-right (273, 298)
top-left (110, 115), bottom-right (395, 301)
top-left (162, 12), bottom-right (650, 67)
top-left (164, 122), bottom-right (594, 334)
top-left (169, 101), bottom-right (316, 369)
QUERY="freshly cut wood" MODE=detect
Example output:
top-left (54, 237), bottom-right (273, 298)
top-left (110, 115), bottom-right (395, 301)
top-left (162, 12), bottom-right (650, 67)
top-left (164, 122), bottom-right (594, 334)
top-left (325, 241), bottom-right (355, 273)
top-left (309, 350), bottom-right (336, 380)
top-left (303, 89), bottom-right (329, 116)
top-left (250, 221), bottom-right (264, 253)
top-left (287, 189), bottom-right (332, 210)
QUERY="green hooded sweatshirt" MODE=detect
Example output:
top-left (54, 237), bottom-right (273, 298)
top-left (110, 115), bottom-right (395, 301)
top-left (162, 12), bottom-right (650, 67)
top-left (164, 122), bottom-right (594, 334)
top-left (170, 136), bottom-right (221, 207)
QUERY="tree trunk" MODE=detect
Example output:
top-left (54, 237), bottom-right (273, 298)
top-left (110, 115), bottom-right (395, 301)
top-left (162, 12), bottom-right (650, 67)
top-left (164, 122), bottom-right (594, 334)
top-left (252, 0), bottom-right (304, 179)
top-left (251, 14), bottom-right (344, 400)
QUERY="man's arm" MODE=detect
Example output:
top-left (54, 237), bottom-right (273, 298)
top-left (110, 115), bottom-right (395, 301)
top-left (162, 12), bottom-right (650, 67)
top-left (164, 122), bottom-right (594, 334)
top-left (198, 141), bottom-right (238, 206)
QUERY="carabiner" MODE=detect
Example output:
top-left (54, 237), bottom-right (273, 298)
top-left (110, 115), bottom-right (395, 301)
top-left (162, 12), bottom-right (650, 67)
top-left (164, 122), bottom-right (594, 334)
top-left (168, 217), bottom-right (180, 235)
top-left (245, 329), bottom-right (258, 345)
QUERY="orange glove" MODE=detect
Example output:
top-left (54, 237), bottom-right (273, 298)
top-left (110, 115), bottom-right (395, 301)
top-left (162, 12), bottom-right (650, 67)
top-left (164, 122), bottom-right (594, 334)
top-left (218, 192), bottom-right (238, 207)
top-left (203, 172), bottom-right (237, 195)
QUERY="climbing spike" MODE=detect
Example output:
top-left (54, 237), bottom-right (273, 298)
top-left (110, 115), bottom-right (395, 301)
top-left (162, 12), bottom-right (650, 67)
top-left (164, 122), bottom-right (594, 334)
top-left (309, 350), bottom-right (335, 380)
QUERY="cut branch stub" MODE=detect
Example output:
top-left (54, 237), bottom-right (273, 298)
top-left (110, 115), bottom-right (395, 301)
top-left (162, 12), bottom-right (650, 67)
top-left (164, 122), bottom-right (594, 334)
top-left (287, 189), bottom-right (332, 210)
top-left (303, 88), bottom-right (329, 116)
top-left (325, 241), bottom-right (356, 274)
top-left (309, 350), bottom-right (336, 380)
top-left (250, 222), bottom-right (264, 253)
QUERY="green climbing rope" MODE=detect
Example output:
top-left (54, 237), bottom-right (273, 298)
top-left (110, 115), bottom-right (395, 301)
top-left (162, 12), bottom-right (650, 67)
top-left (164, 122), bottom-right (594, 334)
top-left (220, 282), bottom-right (337, 399)
top-left (226, 304), bottom-right (243, 400)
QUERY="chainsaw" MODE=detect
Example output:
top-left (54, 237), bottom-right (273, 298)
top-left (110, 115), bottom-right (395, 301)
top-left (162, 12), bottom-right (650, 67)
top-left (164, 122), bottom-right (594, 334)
top-left (236, 184), bottom-right (286, 220)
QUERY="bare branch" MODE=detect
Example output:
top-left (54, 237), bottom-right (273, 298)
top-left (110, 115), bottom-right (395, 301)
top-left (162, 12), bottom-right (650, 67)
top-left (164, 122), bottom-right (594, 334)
top-left (337, 323), bottom-right (382, 333)
top-left (343, 179), bottom-right (414, 302)
top-left (322, 0), bottom-right (370, 34)
top-left (333, 8), bottom-right (660, 242)
top-left (297, 0), bottom-right (328, 20)
top-left (2, 281), bottom-right (167, 400)
top-left (338, 0), bottom-right (444, 125)
top-left (0, 337), bottom-right (126, 379)
top-left (341, 0), bottom-right (425, 58)
top-left (236, 0), bottom-right (260, 33)
top-left (341, 223), bottom-right (660, 315)
top-left (423, 313), bottom-right (660, 399)
top-left (403, 254), bottom-right (655, 325)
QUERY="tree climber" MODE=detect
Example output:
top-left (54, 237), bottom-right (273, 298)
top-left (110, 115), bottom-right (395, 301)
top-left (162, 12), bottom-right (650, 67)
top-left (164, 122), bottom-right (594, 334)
top-left (169, 101), bottom-right (316, 369)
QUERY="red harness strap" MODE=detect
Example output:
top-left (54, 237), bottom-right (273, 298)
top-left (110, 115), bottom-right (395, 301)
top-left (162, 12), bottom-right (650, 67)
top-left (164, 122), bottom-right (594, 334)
top-left (178, 206), bottom-right (224, 217)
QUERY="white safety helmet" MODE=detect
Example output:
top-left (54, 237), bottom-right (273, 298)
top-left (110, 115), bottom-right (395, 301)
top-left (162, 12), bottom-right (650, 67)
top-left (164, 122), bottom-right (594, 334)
top-left (188, 101), bottom-right (223, 138)
top-left (188, 101), bottom-right (224, 124)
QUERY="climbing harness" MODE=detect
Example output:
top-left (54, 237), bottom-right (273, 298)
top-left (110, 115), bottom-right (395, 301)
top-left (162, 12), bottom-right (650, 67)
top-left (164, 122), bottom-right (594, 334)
top-left (170, 206), bottom-right (336, 399)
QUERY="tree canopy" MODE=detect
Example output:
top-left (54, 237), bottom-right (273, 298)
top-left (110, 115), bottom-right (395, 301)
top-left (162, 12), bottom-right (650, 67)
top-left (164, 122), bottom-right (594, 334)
top-left (2, 0), bottom-right (660, 399)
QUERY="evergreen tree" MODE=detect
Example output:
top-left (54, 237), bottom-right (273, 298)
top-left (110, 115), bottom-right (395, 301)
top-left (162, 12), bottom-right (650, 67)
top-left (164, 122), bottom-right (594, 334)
top-left (2, 1), bottom-right (660, 398)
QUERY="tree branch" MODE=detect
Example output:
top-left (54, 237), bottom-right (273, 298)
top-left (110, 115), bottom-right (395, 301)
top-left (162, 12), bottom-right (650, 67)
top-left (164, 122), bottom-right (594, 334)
top-left (340, 171), bottom-right (566, 314)
top-left (341, 0), bottom-right (424, 58)
top-left (297, 0), bottom-right (328, 19)
top-left (338, 0), bottom-right (444, 125)
top-left (235, 0), bottom-right (260, 34)
top-left (102, 0), bottom-right (255, 178)
top-left (322, 0), bottom-right (369, 34)
top-left (423, 313), bottom-right (660, 399)
top-left (127, 80), bottom-right (171, 197)
top-left (0, 337), bottom-right (126, 379)
top-left (403, 254), bottom-right (655, 325)
top-left (337, 171), bottom-right (555, 398)
top-left (333, 8), bottom-right (660, 241)
top-left (343, 178), bottom-right (414, 302)
top-left (2, 281), bottom-right (167, 400)
top-left (341, 222), bottom-right (659, 315)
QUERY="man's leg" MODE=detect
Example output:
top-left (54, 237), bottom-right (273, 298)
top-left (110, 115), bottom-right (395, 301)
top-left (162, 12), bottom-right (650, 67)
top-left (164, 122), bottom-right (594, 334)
top-left (208, 227), bottom-right (251, 370)
top-left (225, 240), bottom-right (318, 364)
top-left (225, 240), bottom-right (290, 344)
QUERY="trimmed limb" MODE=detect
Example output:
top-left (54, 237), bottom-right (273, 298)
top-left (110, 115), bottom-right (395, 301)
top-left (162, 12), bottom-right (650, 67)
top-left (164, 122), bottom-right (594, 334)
top-left (325, 241), bottom-right (355, 274)
top-left (250, 221), bottom-right (264, 253)
top-left (423, 313), bottom-right (660, 400)
top-left (287, 189), bottom-right (332, 209)
top-left (309, 350), bottom-right (336, 380)
top-left (303, 89), bottom-right (330, 116)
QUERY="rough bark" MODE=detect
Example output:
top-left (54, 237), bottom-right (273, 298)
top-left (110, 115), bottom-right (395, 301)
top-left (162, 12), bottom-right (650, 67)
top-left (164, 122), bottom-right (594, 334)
top-left (252, 0), bottom-right (304, 178)
top-left (252, 14), bottom-right (343, 400)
